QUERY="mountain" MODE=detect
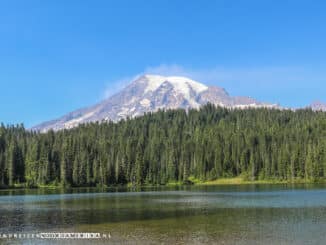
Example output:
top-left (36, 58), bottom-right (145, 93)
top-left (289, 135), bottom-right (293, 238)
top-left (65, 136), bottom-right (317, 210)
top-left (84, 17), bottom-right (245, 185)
top-left (308, 101), bottom-right (326, 111)
top-left (32, 74), bottom-right (278, 132)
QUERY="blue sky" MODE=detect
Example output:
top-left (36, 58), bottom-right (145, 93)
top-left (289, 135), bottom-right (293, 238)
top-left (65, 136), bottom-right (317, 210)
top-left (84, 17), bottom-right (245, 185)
top-left (1, 0), bottom-right (326, 127)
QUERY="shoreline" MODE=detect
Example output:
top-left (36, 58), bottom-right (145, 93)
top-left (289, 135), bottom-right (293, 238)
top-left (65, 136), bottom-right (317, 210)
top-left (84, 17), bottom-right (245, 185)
top-left (166, 177), bottom-right (326, 187)
top-left (0, 177), bottom-right (325, 191)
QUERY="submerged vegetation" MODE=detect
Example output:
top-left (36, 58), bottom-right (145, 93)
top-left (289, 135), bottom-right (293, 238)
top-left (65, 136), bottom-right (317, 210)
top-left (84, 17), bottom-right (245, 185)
top-left (0, 104), bottom-right (325, 188)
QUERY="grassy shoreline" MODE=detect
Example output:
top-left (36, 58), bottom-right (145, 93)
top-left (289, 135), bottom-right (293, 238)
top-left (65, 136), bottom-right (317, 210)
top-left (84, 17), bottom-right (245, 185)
top-left (1, 177), bottom-right (325, 190)
top-left (193, 177), bottom-right (324, 185)
top-left (167, 176), bottom-right (326, 186)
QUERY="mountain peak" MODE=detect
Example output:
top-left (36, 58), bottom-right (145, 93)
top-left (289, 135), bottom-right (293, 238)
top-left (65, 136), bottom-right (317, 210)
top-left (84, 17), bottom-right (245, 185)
top-left (309, 101), bottom-right (326, 111)
top-left (138, 74), bottom-right (208, 94)
top-left (32, 75), bottom-right (277, 132)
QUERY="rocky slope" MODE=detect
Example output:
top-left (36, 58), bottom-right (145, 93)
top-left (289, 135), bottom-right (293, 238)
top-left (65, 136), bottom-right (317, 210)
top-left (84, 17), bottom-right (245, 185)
top-left (32, 74), bottom-right (278, 132)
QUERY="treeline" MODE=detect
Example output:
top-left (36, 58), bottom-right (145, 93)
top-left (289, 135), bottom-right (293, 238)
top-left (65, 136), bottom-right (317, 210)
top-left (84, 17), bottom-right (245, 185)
top-left (0, 105), bottom-right (325, 188)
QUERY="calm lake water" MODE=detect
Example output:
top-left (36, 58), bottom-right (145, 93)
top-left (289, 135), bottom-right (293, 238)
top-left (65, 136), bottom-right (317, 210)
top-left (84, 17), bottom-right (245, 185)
top-left (0, 184), bottom-right (326, 244)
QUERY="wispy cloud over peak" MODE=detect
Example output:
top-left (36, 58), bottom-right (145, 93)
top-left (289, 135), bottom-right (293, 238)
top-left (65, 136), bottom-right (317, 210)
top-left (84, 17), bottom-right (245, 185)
top-left (102, 64), bottom-right (326, 107)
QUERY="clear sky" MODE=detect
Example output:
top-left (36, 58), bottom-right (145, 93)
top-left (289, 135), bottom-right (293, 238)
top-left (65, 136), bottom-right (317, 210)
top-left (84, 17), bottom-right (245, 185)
top-left (1, 0), bottom-right (326, 127)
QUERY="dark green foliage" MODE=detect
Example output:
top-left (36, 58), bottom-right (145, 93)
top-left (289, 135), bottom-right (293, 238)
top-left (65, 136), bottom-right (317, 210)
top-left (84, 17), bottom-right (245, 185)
top-left (0, 105), bottom-right (325, 187)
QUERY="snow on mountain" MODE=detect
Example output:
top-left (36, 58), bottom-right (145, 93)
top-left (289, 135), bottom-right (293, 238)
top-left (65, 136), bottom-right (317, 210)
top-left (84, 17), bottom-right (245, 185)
top-left (143, 74), bottom-right (208, 94)
top-left (32, 74), bottom-right (278, 132)
top-left (132, 74), bottom-right (209, 108)
top-left (309, 101), bottom-right (326, 111)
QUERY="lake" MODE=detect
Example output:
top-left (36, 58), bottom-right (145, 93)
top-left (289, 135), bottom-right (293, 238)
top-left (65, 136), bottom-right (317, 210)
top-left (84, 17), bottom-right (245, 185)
top-left (0, 184), bottom-right (325, 244)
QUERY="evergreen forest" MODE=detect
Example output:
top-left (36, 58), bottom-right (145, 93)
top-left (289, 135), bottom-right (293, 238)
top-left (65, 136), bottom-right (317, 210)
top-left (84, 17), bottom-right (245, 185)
top-left (0, 105), bottom-right (325, 188)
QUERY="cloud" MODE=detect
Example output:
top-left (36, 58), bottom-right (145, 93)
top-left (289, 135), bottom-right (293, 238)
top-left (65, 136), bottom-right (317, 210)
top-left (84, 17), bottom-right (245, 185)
top-left (144, 64), bottom-right (315, 89)
top-left (102, 74), bottom-right (141, 99)
top-left (142, 64), bottom-right (325, 94)
top-left (102, 65), bottom-right (185, 99)
top-left (144, 64), bottom-right (190, 77)
top-left (102, 64), bottom-right (326, 107)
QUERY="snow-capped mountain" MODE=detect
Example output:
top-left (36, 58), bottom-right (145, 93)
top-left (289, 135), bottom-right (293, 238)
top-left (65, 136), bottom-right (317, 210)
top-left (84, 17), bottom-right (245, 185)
top-left (32, 74), bottom-right (278, 132)
top-left (309, 101), bottom-right (326, 111)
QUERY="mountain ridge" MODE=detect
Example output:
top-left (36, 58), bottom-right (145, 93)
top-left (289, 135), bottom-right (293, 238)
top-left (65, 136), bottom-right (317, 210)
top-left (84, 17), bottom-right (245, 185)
top-left (33, 74), bottom-right (318, 132)
top-left (309, 101), bottom-right (326, 111)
